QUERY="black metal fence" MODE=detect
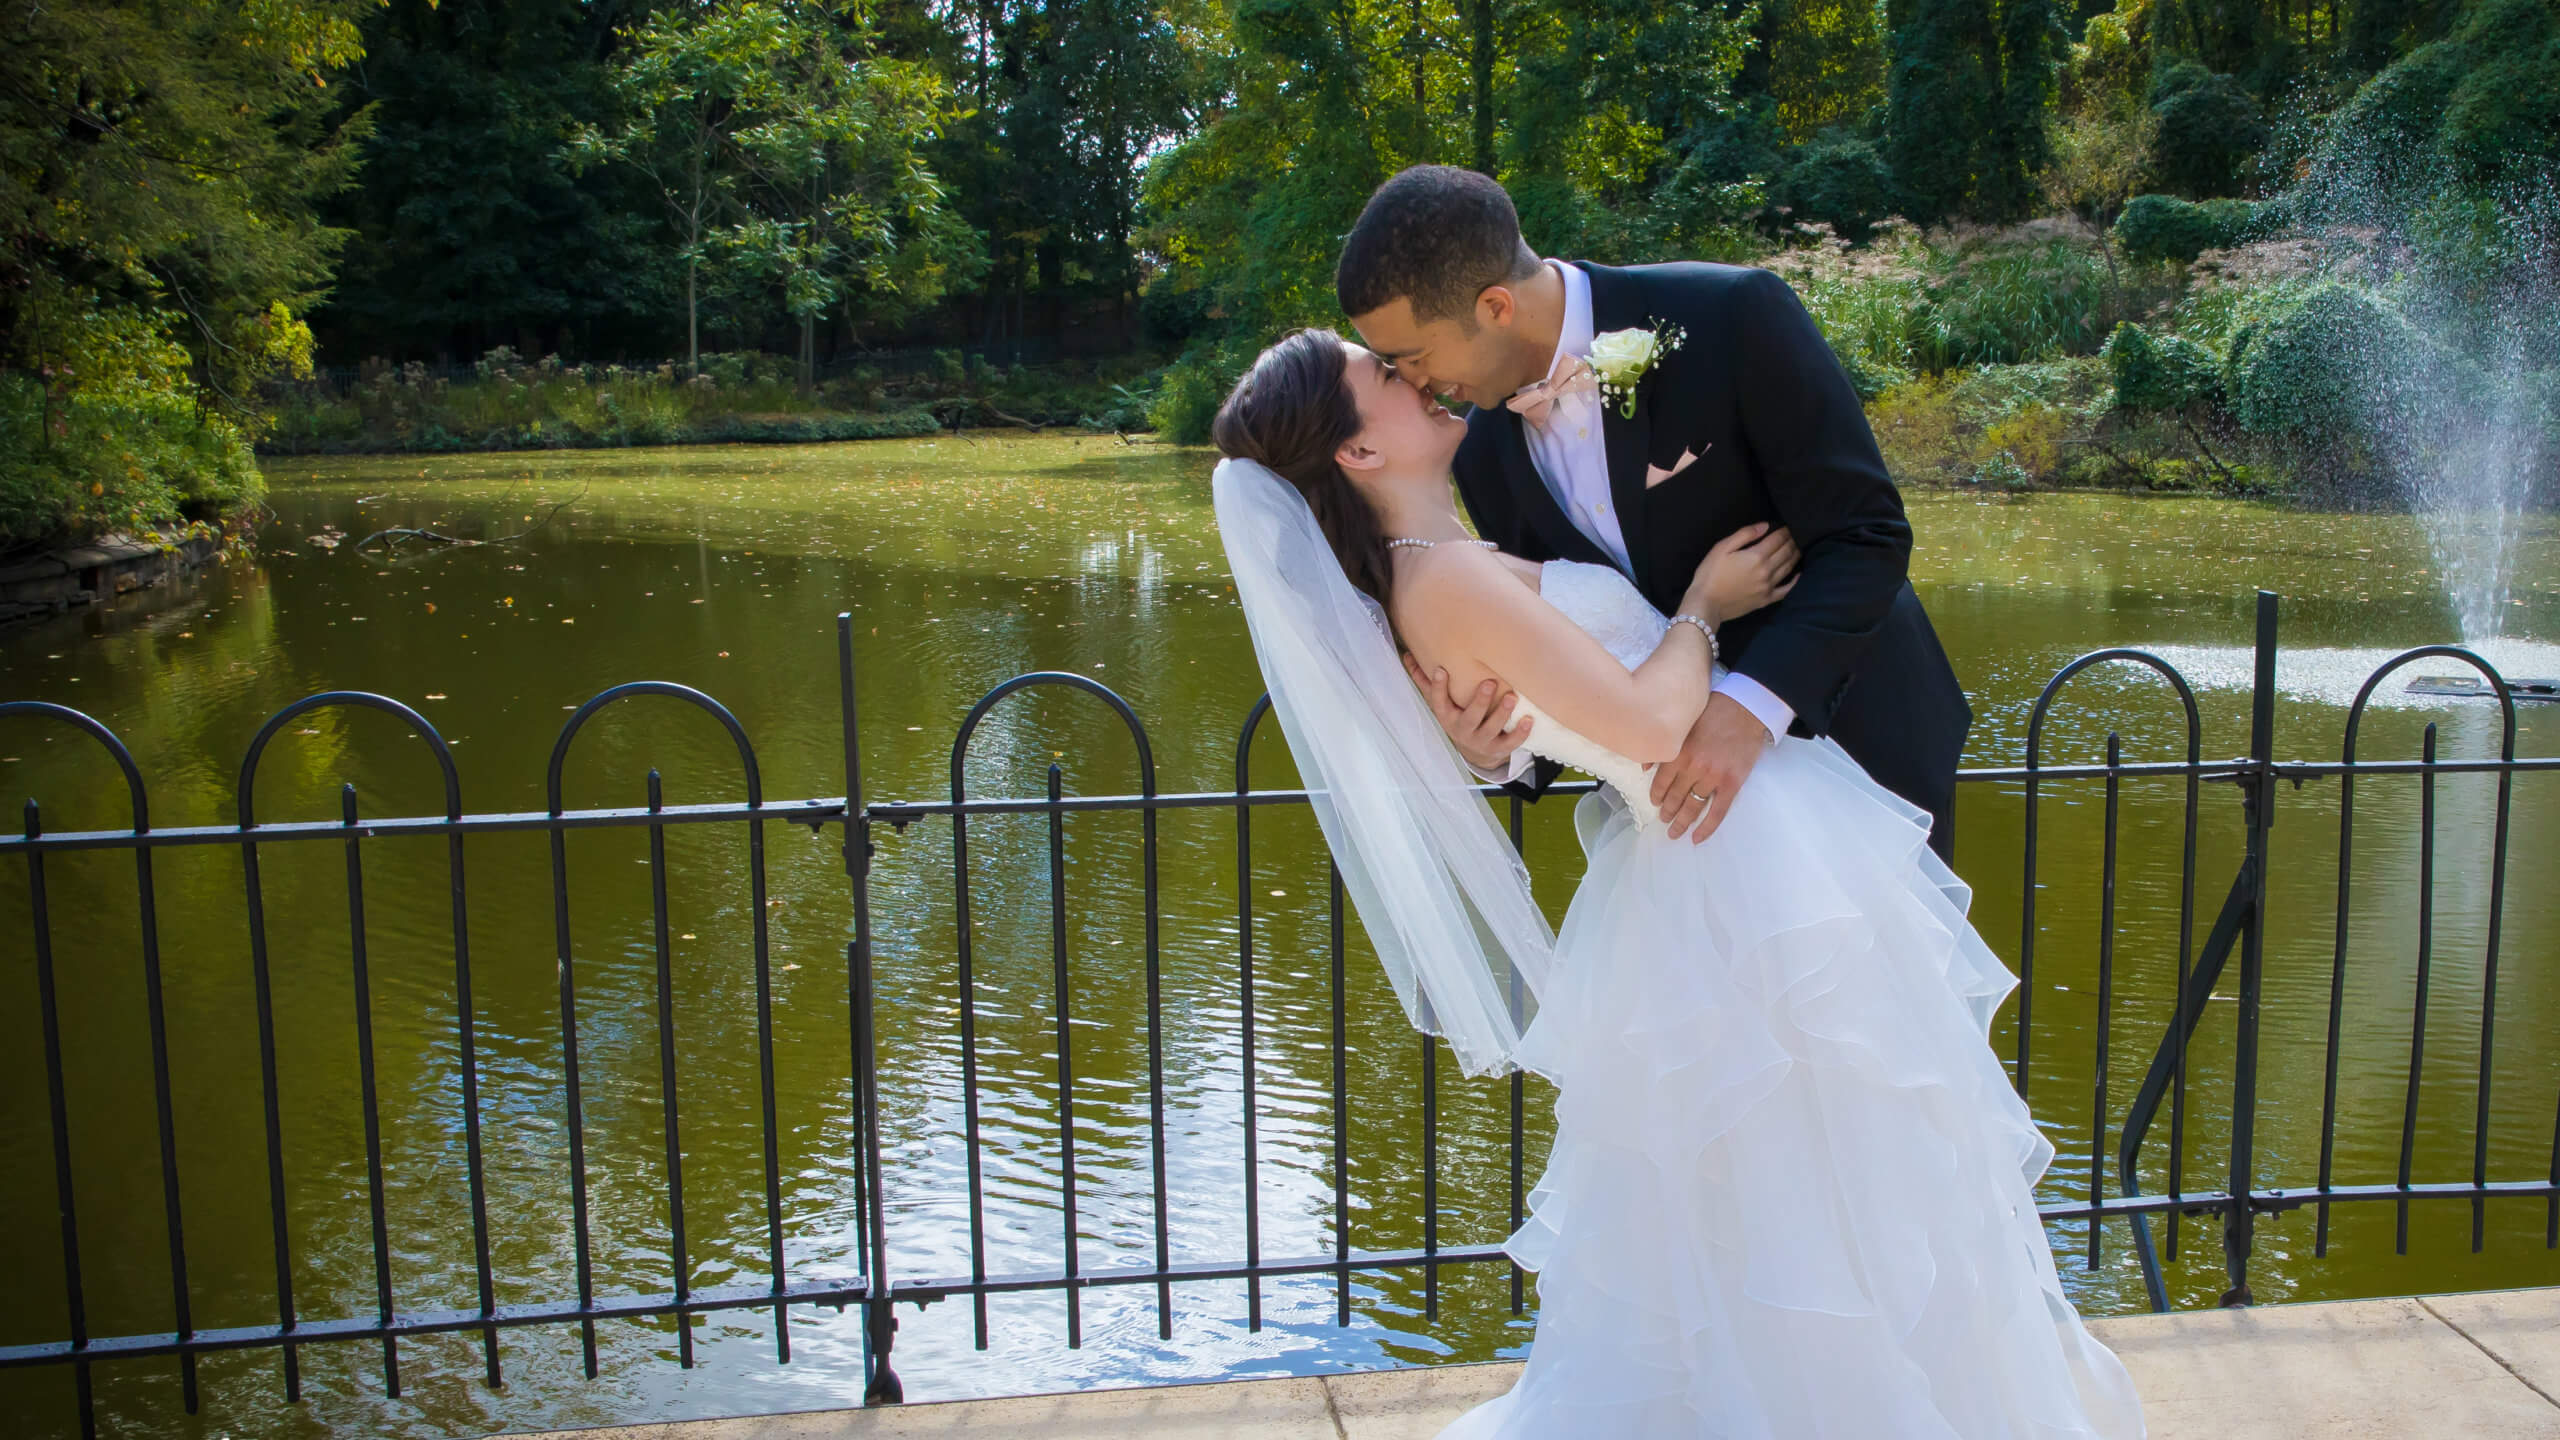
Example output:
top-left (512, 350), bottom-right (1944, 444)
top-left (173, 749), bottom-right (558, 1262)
top-left (2, 591), bottom-right (2554, 1438)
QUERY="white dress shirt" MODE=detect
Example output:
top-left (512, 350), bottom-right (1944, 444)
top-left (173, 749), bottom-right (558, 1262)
top-left (1477, 261), bottom-right (1795, 784)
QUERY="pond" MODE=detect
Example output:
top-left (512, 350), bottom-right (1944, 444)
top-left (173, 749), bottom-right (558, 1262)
top-left (3, 435), bottom-right (2556, 1439)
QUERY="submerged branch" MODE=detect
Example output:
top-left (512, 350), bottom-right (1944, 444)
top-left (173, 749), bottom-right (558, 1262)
top-left (350, 482), bottom-right (591, 554)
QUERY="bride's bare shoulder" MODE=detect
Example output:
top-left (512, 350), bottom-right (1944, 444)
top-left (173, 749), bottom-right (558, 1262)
top-left (1391, 545), bottom-right (1538, 643)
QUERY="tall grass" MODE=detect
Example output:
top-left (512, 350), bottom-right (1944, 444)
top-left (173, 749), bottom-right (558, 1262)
top-left (1770, 221), bottom-right (2180, 393)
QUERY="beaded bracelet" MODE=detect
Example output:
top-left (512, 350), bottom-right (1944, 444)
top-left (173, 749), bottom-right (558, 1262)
top-left (1667, 611), bottom-right (1720, 667)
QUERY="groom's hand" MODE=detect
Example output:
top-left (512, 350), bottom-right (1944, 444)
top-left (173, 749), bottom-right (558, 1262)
top-left (1403, 655), bottom-right (1533, 772)
top-left (1652, 693), bottom-right (1770, 844)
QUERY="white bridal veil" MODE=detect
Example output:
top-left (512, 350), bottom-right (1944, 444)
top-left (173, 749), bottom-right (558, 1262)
top-left (1213, 457), bottom-right (1552, 1076)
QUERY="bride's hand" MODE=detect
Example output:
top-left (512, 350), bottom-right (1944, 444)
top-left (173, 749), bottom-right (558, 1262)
top-left (1684, 522), bottom-right (1798, 626)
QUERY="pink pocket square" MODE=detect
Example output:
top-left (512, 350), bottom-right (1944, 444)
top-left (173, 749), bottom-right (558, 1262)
top-left (1644, 444), bottom-right (1710, 489)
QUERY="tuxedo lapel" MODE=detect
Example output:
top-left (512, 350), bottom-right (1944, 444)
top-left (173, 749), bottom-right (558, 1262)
top-left (1493, 403), bottom-right (1612, 567)
top-left (1578, 262), bottom-right (1657, 595)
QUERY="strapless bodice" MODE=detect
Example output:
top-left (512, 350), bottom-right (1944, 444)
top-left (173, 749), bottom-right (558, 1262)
top-left (1509, 560), bottom-right (1710, 838)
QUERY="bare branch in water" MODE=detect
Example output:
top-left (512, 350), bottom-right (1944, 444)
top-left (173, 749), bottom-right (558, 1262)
top-left (351, 482), bottom-right (592, 554)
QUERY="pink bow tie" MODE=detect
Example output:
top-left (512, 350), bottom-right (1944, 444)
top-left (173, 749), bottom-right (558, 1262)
top-left (1505, 355), bottom-right (1597, 430)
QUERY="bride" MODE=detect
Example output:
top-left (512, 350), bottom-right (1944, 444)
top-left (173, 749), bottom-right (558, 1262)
top-left (1211, 329), bottom-right (2145, 1438)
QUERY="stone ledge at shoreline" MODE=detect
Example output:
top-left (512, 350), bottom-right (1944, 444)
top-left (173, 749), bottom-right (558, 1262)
top-left (501, 1286), bottom-right (2560, 1439)
top-left (0, 529), bottom-right (222, 628)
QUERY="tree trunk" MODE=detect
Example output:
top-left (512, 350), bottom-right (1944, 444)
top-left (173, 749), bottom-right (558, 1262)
top-left (1470, 0), bottom-right (1495, 175)
top-left (686, 259), bottom-right (699, 377)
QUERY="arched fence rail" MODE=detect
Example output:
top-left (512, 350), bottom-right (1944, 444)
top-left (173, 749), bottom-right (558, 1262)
top-left (2, 592), bottom-right (2555, 1438)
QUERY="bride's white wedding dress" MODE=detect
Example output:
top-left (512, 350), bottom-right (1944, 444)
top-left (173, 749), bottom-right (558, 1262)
top-left (1442, 559), bottom-right (2145, 1439)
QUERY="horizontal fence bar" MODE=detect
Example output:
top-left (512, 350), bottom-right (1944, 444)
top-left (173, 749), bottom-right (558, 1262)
top-left (7, 756), bottom-right (2548, 856)
top-left (20, 1173), bottom-right (2555, 1376)
top-left (0, 798), bottom-right (848, 854)
top-left (0, 1277), bottom-right (874, 1370)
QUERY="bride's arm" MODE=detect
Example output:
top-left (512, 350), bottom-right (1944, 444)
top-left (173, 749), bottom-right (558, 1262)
top-left (1397, 549), bottom-right (1717, 766)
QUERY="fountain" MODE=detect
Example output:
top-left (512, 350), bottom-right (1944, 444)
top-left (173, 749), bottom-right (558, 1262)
top-left (2276, 131), bottom-right (2558, 690)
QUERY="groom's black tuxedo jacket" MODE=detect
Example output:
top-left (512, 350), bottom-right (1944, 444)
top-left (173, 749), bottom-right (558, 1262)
top-left (1452, 259), bottom-right (1973, 853)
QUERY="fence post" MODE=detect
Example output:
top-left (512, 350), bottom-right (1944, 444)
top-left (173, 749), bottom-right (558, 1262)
top-left (2223, 590), bottom-right (2280, 1306)
top-left (839, 615), bottom-right (902, 1403)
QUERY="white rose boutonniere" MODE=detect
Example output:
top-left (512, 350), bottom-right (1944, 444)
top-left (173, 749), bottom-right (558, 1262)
top-left (1588, 319), bottom-right (1686, 418)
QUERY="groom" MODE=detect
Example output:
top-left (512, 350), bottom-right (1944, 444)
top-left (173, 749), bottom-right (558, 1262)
top-left (1338, 165), bottom-right (1971, 861)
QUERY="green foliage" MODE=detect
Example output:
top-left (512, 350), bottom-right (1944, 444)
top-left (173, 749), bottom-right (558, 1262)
top-left (0, 312), bottom-right (265, 544)
top-left (1969, 450), bottom-right (2038, 490)
top-left (2103, 321), bottom-right (2220, 408)
top-left (2147, 62), bottom-right (2268, 197)
top-left (1914, 238), bottom-right (2113, 367)
top-left (1884, 0), bottom-right (2066, 223)
top-left (0, 0), bottom-right (371, 540)
top-left (2308, 0), bottom-right (2560, 207)
top-left (319, 0), bottom-right (671, 362)
top-left (571, 0), bottom-right (984, 373)
top-left (2220, 280), bottom-right (2430, 440)
top-left (1150, 346), bottom-right (1247, 446)
top-left (265, 344), bottom-right (1172, 451)
top-left (926, 0), bottom-right (1202, 343)
top-left (265, 351), bottom-right (949, 453)
top-left (2113, 193), bottom-right (2267, 261)
top-left (2042, 14), bottom-right (2159, 229)
top-left (1777, 228), bottom-right (2125, 392)
top-left (1776, 138), bottom-right (1898, 242)
top-left (1865, 358), bottom-right (2106, 486)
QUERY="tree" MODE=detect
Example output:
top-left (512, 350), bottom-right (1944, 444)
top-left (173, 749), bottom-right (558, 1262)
top-left (717, 5), bottom-right (985, 385)
top-left (318, 0), bottom-right (672, 362)
top-left (1, 0), bottom-right (375, 539)
top-left (1884, 0), bottom-right (2064, 223)
top-left (2043, 5), bottom-right (2158, 230)
top-left (931, 0), bottom-right (1202, 353)
top-left (2148, 60), bottom-right (2268, 196)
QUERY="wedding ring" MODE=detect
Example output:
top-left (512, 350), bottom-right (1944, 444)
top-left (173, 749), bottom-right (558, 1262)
top-left (1688, 791), bottom-right (1713, 804)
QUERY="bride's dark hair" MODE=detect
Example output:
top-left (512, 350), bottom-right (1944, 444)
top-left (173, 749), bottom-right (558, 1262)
top-left (1212, 329), bottom-right (1398, 608)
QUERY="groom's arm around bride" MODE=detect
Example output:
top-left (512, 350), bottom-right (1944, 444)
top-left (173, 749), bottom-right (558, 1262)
top-left (1337, 165), bottom-right (1972, 863)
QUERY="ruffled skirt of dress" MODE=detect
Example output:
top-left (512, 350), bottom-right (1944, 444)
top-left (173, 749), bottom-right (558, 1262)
top-left (1441, 737), bottom-right (2145, 1440)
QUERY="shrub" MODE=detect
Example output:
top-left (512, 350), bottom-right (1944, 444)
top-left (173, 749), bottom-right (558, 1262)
top-left (1867, 375), bottom-right (1971, 485)
top-left (2102, 322), bottom-right (2221, 410)
top-left (1914, 240), bottom-right (2111, 368)
top-left (1981, 405), bottom-right (2070, 478)
top-left (1968, 451), bottom-right (2037, 491)
top-left (1776, 137), bottom-right (1897, 244)
top-left (2221, 281), bottom-right (2429, 441)
top-left (2113, 194), bottom-right (2266, 264)
top-left (2147, 63), bottom-right (2269, 198)
top-left (1151, 347), bottom-right (1243, 446)
top-left (0, 310), bottom-right (265, 544)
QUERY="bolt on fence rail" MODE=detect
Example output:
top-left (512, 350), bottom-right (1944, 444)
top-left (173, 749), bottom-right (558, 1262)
top-left (2, 593), bottom-right (2555, 1438)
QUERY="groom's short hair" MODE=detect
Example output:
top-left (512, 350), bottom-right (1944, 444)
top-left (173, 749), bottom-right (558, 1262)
top-left (1337, 165), bottom-right (1542, 328)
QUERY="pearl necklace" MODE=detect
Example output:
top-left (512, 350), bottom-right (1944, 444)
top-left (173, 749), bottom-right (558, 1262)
top-left (1386, 537), bottom-right (1497, 551)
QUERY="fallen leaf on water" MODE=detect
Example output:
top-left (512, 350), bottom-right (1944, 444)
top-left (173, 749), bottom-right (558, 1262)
top-left (562, 618), bottom-right (575, 625)
top-left (424, 602), bottom-right (436, 614)
top-left (424, 693), bottom-right (448, 701)
top-left (680, 933), bottom-right (696, 940)
top-left (779, 962), bottom-right (800, 972)
top-left (717, 651), bottom-right (730, 658)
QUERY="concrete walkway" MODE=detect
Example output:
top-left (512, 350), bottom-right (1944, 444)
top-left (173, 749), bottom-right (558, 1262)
top-left (508, 1287), bottom-right (2560, 1439)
